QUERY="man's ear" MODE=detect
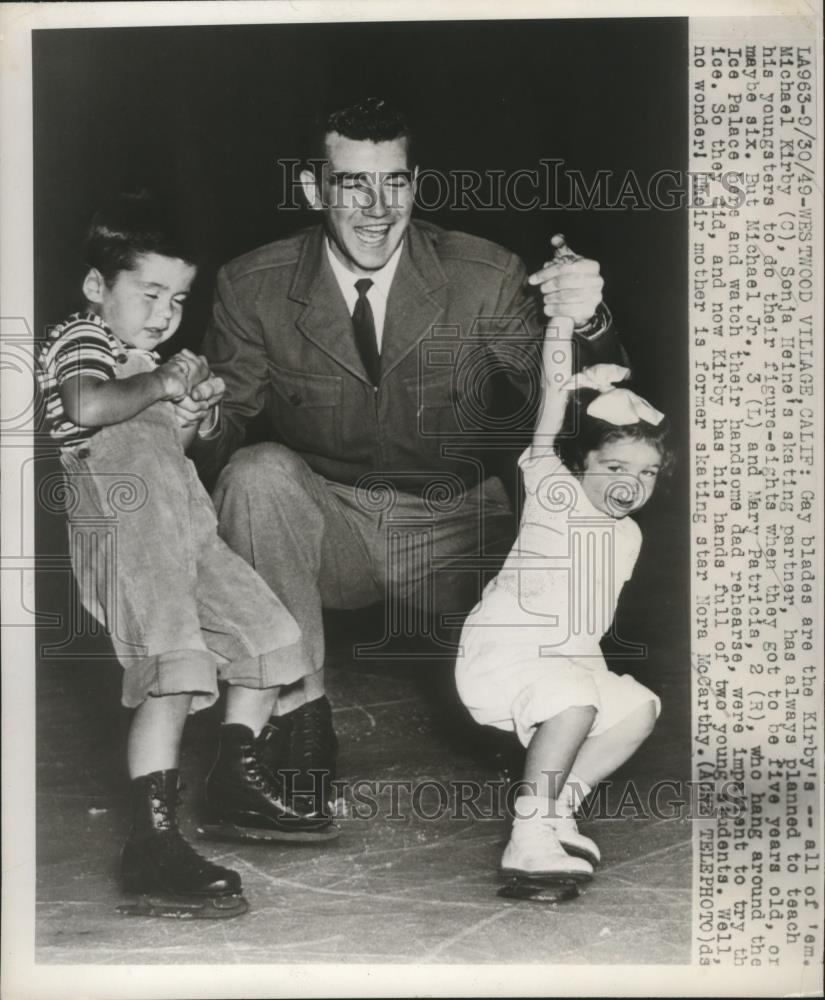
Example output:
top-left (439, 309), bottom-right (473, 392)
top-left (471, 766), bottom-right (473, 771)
top-left (299, 169), bottom-right (324, 211)
top-left (82, 268), bottom-right (106, 303)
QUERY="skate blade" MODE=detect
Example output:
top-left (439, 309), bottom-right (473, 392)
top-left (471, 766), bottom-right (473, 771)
top-left (198, 822), bottom-right (340, 844)
top-left (497, 878), bottom-right (580, 903)
top-left (499, 866), bottom-right (592, 884)
top-left (117, 893), bottom-right (249, 919)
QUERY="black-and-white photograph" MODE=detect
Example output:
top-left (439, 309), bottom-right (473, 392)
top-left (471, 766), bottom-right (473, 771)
top-left (0, 3), bottom-right (821, 998)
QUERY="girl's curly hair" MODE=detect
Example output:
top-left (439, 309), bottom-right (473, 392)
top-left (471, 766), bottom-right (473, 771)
top-left (553, 387), bottom-right (676, 481)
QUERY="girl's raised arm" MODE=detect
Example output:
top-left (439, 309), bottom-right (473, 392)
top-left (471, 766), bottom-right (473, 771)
top-left (529, 236), bottom-right (578, 459)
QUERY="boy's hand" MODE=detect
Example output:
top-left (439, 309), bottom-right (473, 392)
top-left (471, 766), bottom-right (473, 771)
top-left (155, 360), bottom-right (191, 401)
top-left (165, 349), bottom-right (211, 394)
top-left (528, 235), bottom-right (604, 327)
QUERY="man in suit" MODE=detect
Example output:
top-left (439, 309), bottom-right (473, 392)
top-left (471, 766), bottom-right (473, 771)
top-left (190, 97), bottom-right (623, 830)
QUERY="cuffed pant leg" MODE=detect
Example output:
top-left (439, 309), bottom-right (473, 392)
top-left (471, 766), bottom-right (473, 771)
top-left (195, 534), bottom-right (306, 690)
top-left (212, 443), bottom-right (380, 712)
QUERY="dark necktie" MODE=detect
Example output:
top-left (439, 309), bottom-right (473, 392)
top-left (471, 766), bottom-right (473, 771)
top-left (352, 278), bottom-right (380, 386)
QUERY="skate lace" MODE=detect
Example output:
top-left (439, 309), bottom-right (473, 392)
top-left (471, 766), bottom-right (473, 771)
top-left (550, 816), bottom-right (580, 836)
top-left (149, 785), bottom-right (186, 828)
top-left (246, 755), bottom-right (268, 789)
top-left (292, 701), bottom-right (333, 764)
top-left (512, 816), bottom-right (564, 849)
top-left (240, 747), bottom-right (284, 797)
top-left (150, 800), bottom-right (174, 829)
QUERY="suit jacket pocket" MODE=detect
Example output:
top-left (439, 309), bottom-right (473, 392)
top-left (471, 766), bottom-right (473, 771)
top-left (268, 366), bottom-right (343, 455)
top-left (403, 370), bottom-right (462, 441)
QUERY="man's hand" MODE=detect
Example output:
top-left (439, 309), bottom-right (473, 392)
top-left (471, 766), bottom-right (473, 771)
top-left (527, 235), bottom-right (604, 327)
top-left (161, 350), bottom-right (224, 429)
top-left (171, 374), bottom-right (226, 429)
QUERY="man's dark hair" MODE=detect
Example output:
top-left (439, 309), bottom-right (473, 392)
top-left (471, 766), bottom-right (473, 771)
top-left (554, 388), bottom-right (677, 482)
top-left (308, 97), bottom-right (415, 175)
top-left (84, 191), bottom-right (198, 285)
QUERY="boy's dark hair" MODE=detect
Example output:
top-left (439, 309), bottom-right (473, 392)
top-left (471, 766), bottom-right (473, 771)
top-left (307, 96), bottom-right (415, 176)
top-left (84, 192), bottom-right (198, 285)
top-left (554, 388), bottom-right (677, 481)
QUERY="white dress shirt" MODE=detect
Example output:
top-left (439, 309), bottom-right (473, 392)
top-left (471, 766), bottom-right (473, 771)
top-left (325, 238), bottom-right (403, 353)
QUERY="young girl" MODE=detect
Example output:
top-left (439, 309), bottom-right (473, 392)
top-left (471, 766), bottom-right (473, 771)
top-left (456, 260), bottom-right (673, 885)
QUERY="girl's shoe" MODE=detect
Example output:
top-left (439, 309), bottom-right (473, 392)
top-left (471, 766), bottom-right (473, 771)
top-left (500, 817), bottom-right (594, 882)
top-left (549, 816), bottom-right (601, 867)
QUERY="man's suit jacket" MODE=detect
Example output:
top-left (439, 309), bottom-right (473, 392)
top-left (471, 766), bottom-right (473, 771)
top-left (195, 220), bottom-right (621, 489)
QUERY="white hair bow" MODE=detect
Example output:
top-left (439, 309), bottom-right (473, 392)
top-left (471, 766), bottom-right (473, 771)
top-left (558, 364), bottom-right (665, 427)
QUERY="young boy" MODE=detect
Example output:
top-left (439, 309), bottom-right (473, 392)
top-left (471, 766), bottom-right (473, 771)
top-left (37, 193), bottom-right (334, 920)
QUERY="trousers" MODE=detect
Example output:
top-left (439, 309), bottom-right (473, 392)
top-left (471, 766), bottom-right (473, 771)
top-left (212, 443), bottom-right (516, 714)
top-left (61, 405), bottom-right (305, 711)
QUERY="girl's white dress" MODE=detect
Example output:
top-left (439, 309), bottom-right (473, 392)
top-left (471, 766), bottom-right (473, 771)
top-left (456, 449), bottom-right (661, 746)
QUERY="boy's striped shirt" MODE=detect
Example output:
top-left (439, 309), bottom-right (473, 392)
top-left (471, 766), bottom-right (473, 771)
top-left (36, 312), bottom-right (121, 451)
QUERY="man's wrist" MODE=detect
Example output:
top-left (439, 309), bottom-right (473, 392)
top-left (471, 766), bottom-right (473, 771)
top-left (574, 302), bottom-right (611, 341)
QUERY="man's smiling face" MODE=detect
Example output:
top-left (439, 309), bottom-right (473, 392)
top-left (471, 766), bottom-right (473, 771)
top-left (306, 131), bottom-right (416, 275)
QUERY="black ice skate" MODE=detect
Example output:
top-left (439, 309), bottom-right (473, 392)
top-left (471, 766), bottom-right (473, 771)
top-left (258, 696), bottom-right (339, 822)
top-left (201, 723), bottom-right (339, 844)
top-left (117, 769), bottom-right (248, 919)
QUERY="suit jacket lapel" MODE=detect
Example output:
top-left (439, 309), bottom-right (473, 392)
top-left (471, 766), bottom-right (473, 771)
top-left (288, 222), bottom-right (447, 384)
top-left (380, 223), bottom-right (447, 381)
top-left (290, 226), bottom-right (370, 383)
